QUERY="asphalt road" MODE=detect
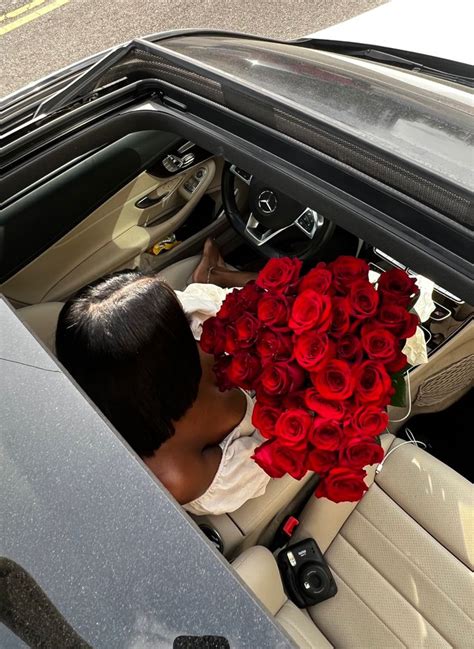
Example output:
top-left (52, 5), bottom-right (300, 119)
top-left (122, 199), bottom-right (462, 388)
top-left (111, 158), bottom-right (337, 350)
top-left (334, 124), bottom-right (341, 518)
top-left (1, 0), bottom-right (386, 97)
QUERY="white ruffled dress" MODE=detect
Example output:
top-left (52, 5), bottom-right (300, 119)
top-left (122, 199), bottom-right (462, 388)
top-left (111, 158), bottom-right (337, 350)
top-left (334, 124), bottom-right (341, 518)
top-left (175, 283), bottom-right (270, 516)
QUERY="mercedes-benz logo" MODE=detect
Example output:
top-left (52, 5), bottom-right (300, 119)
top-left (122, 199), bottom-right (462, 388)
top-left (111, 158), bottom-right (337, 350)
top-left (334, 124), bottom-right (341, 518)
top-left (257, 190), bottom-right (278, 215)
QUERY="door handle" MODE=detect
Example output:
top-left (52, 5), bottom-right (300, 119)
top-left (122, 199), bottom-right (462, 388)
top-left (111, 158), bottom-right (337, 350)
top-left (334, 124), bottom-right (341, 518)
top-left (135, 192), bottom-right (169, 209)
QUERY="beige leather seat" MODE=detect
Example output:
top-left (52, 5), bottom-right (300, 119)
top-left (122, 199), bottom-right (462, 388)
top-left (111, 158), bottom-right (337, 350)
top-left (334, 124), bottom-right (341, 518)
top-left (17, 254), bottom-right (314, 555)
top-left (233, 546), bottom-right (332, 649)
top-left (234, 435), bottom-right (474, 648)
top-left (17, 255), bottom-right (203, 352)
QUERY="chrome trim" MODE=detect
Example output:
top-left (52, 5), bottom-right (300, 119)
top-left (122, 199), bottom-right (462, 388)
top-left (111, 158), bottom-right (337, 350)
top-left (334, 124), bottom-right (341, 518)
top-left (430, 302), bottom-right (452, 322)
top-left (374, 248), bottom-right (406, 269)
top-left (229, 164), bottom-right (252, 185)
top-left (177, 140), bottom-right (196, 154)
top-left (244, 212), bottom-right (293, 246)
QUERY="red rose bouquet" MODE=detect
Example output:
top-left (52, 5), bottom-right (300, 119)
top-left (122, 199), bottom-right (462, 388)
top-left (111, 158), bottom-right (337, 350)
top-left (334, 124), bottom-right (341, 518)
top-left (200, 256), bottom-right (419, 503)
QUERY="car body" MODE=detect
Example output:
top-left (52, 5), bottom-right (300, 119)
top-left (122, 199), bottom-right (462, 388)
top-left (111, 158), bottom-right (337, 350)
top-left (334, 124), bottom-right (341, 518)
top-left (1, 11), bottom-right (473, 649)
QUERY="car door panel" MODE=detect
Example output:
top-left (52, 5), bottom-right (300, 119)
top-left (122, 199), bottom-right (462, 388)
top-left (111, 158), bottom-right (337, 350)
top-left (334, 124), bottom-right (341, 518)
top-left (2, 158), bottom-right (219, 304)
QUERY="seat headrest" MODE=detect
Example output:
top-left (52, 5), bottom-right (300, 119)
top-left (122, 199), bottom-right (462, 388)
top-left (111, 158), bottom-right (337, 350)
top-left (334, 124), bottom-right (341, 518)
top-left (232, 546), bottom-right (287, 615)
top-left (17, 302), bottom-right (64, 353)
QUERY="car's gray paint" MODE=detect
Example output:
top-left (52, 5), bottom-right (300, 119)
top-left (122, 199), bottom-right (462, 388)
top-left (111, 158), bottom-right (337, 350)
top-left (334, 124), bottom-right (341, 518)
top-left (0, 298), bottom-right (294, 649)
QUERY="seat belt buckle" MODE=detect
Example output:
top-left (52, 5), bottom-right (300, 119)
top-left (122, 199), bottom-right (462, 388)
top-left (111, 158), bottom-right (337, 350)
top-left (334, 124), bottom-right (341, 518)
top-left (282, 516), bottom-right (300, 537)
top-left (270, 516), bottom-right (300, 552)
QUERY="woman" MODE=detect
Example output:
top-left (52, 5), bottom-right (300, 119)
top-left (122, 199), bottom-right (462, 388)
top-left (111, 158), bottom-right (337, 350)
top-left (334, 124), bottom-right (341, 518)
top-left (55, 240), bottom-right (268, 516)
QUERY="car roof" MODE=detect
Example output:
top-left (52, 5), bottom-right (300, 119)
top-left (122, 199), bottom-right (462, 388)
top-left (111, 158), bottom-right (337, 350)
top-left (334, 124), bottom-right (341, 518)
top-left (308, 0), bottom-right (474, 66)
top-left (0, 298), bottom-right (293, 648)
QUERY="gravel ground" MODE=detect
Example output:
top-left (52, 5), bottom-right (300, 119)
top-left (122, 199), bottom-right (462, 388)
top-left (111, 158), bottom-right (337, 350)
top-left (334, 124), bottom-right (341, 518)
top-left (1, 0), bottom-right (385, 97)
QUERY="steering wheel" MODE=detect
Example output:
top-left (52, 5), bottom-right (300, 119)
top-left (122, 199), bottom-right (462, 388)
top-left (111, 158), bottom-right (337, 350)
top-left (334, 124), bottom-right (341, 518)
top-left (221, 163), bottom-right (334, 260)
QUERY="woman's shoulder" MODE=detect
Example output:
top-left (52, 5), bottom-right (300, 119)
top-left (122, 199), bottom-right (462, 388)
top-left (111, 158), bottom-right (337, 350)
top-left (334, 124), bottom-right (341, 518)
top-left (144, 447), bottom-right (222, 506)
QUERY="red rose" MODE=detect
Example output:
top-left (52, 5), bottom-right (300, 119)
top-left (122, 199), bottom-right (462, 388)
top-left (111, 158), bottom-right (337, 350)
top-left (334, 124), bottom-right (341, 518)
top-left (238, 281), bottom-right (264, 312)
top-left (349, 280), bottom-right (379, 319)
top-left (254, 389), bottom-right (280, 407)
top-left (298, 263), bottom-right (332, 294)
top-left (217, 289), bottom-right (240, 319)
top-left (275, 409), bottom-right (313, 451)
top-left (361, 326), bottom-right (399, 363)
top-left (339, 437), bottom-right (384, 470)
top-left (257, 295), bottom-right (291, 327)
top-left (336, 333), bottom-right (363, 363)
top-left (385, 350), bottom-right (408, 373)
top-left (328, 256), bottom-right (369, 294)
top-left (227, 351), bottom-right (261, 389)
top-left (347, 405), bottom-right (389, 437)
top-left (304, 390), bottom-right (346, 421)
top-left (213, 356), bottom-right (234, 391)
top-left (329, 297), bottom-right (351, 338)
top-left (294, 332), bottom-right (332, 372)
top-left (256, 257), bottom-right (302, 294)
top-left (312, 359), bottom-right (354, 401)
top-left (282, 391), bottom-right (307, 410)
top-left (289, 290), bottom-right (332, 335)
top-left (253, 440), bottom-right (307, 479)
top-left (256, 329), bottom-right (293, 364)
top-left (200, 317), bottom-right (226, 355)
top-left (259, 361), bottom-right (305, 396)
top-left (252, 440), bottom-right (286, 478)
top-left (224, 326), bottom-right (239, 354)
top-left (355, 361), bottom-right (393, 405)
top-left (235, 312), bottom-right (260, 348)
top-left (315, 467), bottom-right (368, 503)
top-left (252, 403), bottom-right (282, 439)
top-left (309, 418), bottom-right (343, 451)
top-left (378, 269), bottom-right (419, 307)
top-left (307, 448), bottom-right (338, 474)
top-left (376, 304), bottom-right (419, 339)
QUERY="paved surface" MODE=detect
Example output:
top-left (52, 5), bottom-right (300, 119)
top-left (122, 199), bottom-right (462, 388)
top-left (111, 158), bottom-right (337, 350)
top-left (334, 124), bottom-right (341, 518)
top-left (1, 0), bottom-right (385, 97)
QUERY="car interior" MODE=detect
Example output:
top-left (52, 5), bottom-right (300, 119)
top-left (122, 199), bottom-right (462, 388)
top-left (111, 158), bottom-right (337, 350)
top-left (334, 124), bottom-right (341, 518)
top-left (2, 127), bottom-right (472, 648)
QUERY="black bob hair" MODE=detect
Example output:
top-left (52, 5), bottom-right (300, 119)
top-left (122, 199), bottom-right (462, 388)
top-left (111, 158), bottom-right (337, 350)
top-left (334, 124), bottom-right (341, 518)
top-left (55, 270), bottom-right (202, 457)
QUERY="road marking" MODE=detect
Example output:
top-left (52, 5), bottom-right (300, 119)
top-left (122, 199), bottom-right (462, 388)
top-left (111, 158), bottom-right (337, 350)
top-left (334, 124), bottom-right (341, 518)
top-left (0, 0), bottom-right (47, 21)
top-left (0, 0), bottom-right (69, 35)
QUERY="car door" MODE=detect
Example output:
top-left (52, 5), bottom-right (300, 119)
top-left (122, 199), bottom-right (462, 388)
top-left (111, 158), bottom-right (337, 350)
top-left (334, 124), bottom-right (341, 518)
top-left (0, 130), bottom-right (223, 305)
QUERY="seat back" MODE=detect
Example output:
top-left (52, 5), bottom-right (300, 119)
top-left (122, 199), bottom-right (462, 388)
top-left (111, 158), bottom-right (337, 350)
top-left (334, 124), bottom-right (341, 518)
top-left (233, 546), bottom-right (333, 649)
top-left (18, 302), bottom-right (64, 352)
top-left (296, 438), bottom-right (474, 649)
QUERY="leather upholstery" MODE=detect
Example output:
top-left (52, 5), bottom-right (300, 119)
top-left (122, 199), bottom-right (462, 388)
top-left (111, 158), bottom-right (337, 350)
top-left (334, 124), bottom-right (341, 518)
top-left (234, 439), bottom-right (473, 648)
top-left (233, 546), bottom-right (333, 648)
top-left (16, 256), bottom-right (201, 351)
top-left (294, 433), bottom-right (395, 552)
top-left (232, 546), bottom-right (287, 616)
top-left (18, 302), bottom-right (63, 352)
top-left (194, 472), bottom-right (316, 557)
top-left (299, 438), bottom-right (474, 648)
top-left (156, 254), bottom-right (201, 290)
